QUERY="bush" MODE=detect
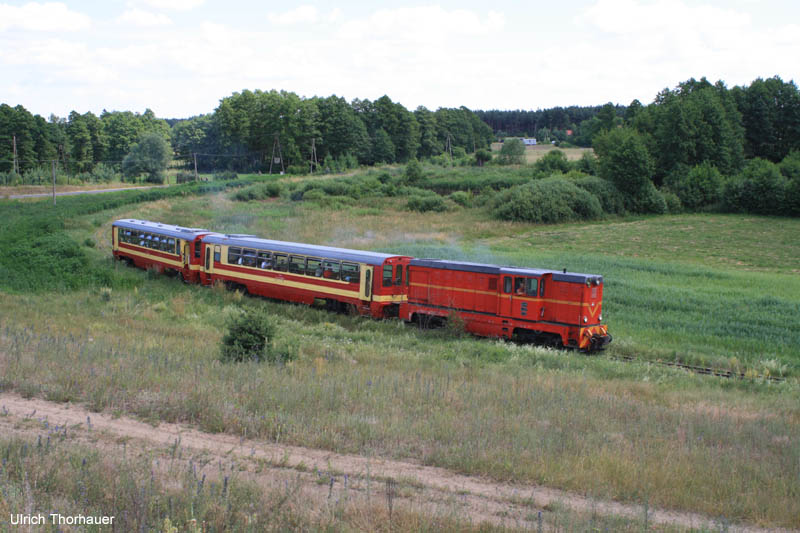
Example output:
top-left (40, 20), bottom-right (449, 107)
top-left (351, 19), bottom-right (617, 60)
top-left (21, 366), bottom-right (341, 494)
top-left (664, 162), bottom-right (723, 210)
top-left (407, 195), bottom-right (447, 212)
top-left (91, 163), bottom-right (120, 183)
top-left (661, 188), bottom-right (683, 213)
top-left (780, 151), bottom-right (800, 215)
top-left (474, 149), bottom-right (492, 166)
top-left (403, 159), bottom-right (423, 185)
top-left (723, 158), bottom-right (789, 215)
top-left (491, 177), bottom-right (603, 223)
top-left (573, 176), bottom-right (625, 215)
top-left (287, 164), bottom-right (308, 175)
top-left (220, 307), bottom-right (279, 363)
top-left (626, 182), bottom-right (667, 214)
top-left (496, 139), bottom-right (525, 165)
top-left (231, 182), bottom-right (283, 201)
top-left (573, 151), bottom-right (598, 175)
top-left (449, 190), bottom-right (473, 207)
top-left (534, 149), bottom-right (571, 174)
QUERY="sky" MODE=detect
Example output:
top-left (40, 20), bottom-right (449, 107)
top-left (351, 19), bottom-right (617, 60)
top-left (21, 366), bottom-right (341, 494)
top-left (1, 0), bottom-right (799, 119)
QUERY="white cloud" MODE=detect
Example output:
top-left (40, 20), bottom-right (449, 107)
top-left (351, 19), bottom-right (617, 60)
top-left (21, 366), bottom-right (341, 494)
top-left (139, 0), bottom-right (204, 11)
top-left (117, 8), bottom-right (172, 27)
top-left (268, 5), bottom-right (319, 26)
top-left (0, 2), bottom-right (90, 32)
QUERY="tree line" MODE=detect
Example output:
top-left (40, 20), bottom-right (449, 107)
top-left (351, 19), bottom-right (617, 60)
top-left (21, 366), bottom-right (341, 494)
top-left (0, 91), bottom-right (493, 183)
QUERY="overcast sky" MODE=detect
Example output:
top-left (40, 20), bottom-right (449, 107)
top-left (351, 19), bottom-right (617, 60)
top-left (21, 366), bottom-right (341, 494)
top-left (1, 0), bottom-right (799, 119)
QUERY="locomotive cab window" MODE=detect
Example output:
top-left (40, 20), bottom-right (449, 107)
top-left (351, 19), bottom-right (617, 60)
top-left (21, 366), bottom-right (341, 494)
top-left (526, 278), bottom-right (538, 296)
top-left (539, 279), bottom-right (545, 297)
top-left (383, 265), bottom-right (393, 287)
top-left (342, 262), bottom-right (360, 283)
top-left (514, 277), bottom-right (525, 295)
top-left (395, 265), bottom-right (402, 286)
top-left (503, 276), bottom-right (512, 294)
top-left (323, 260), bottom-right (340, 280)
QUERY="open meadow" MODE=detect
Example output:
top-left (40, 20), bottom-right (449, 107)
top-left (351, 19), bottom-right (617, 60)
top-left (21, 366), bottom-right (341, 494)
top-left (0, 172), bottom-right (799, 531)
top-left (490, 143), bottom-right (593, 164)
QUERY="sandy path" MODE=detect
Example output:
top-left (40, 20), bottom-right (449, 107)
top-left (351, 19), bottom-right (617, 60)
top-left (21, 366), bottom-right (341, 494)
top-left (0, 392), bottom-right (788, 532)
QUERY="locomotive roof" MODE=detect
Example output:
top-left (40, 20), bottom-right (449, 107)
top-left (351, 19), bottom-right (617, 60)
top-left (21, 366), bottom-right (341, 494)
top-left (410, 258), bottom-right (602, 284)
top-left (202, 234), bottom-right (406, 266)
top-left (114, 219), bottom-right (212, 239)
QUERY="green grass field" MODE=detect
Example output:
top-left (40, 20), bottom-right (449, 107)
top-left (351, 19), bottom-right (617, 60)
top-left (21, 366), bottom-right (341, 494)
top-left (1, 172), bottom-right (799, 529)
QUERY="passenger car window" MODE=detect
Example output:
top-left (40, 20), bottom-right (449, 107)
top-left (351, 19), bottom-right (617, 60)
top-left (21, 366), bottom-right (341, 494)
top-left (288, 255), bottom-right (305, 274)
top-left (273, 254), bottom-right (288, 271)
top-left (242, 248), bottom-right (257, 267)
top-left (307, 258), bottom-right (322, 277)
top-left (228, 247), bottom-right (242, 264)
top-left (257, 251), bottom-right (272, 269)
top-left (342, 262), bottom-right (360, 283)
top-left (322, 260), bottom-right (340, 280)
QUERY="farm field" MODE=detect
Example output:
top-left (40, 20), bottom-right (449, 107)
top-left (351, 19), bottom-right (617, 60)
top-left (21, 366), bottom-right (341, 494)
top-left (490, 143), bottom-right (593, 163)
top-left (1, 178), bottom-right (799, 530)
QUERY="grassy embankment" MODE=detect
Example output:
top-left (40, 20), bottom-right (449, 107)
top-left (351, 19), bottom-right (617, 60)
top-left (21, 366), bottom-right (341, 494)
top-left (1, 170), bottom-right (799, 529)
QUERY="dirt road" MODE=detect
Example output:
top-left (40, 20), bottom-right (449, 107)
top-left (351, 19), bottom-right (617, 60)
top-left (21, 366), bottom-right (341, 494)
top-left (0, 392), bottom-right (785, 532)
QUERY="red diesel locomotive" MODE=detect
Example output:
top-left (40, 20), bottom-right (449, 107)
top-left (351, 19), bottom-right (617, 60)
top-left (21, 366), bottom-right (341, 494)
top-left (112, 218), bottom-right (611, 350)
top-left (400, 259), bottom-right (610, 351)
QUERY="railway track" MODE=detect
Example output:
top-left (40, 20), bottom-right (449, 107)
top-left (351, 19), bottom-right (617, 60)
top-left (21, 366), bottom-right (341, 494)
top-left (609, 355), bottom-right (787, 383)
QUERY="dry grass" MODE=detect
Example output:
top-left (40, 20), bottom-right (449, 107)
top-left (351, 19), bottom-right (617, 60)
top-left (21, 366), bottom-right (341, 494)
top-left (489, 143), bottom-right (593, 163)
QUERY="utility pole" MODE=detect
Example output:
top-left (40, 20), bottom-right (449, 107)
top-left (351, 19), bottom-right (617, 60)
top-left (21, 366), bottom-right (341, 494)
top-left (12, 134), bottom-right (19, 175)
top-left (51, 159), bottom-right (56, 205)
top-left (268, 134), bottom-right (284, 174)
top-left (193, 153), bottom-right (199, 182)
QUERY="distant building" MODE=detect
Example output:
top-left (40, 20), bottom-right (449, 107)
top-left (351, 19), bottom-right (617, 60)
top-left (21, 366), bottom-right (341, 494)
top-left (519, 138), bottom-right (537, 146)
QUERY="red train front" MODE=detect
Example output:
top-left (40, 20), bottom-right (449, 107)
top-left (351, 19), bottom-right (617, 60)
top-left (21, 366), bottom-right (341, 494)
top-left (400, 259), bottom-right (611, 351)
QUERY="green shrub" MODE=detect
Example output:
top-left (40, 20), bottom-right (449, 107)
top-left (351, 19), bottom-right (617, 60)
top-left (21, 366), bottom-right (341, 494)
top-left (664, 162), bottom-right (723, 210)
top-left (407, 195), bottom-right (447, 212)
top-left (287, 164), bottom-right (309, 175)
top-left (534, 149), bottom-right (571, 174)
top-left (780, 151), bottom-right (800, 215)
top-left (626, 182), bottom-right (667, 214)
top-left (491, 177), bottom-right (603, 223)
top-left (573, 176), bottom-right (625, 215)
top-left (661, 188), bottom-right (683, 213)
top-left (449, 190), bottom-right (472, 207)
top-left (474, 149), bottom-right (492, 166)
top-left (403, 159), bottom-right (423, 185)
top-left (220, 307), bottom-right (280, 363)
top-left (496, 139), bottom-right (525, 165)
top-left (572, 151), bottom-right (598, 175)
top-left (723, 158), bottom-right (788, 215)
top-left (176, 171), bottom-right (195, 184)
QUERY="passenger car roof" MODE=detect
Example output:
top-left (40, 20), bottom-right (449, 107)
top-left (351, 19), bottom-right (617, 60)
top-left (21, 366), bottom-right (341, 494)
top-left (114, 219), bottom-right (212, 240)
top-left (202, 235), bottom-right (407, 266)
